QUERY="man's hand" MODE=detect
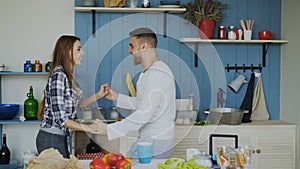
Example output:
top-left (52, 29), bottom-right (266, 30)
top-left (88, 119), bottom-right (108, 135)
top-left (105, 88), bottom-right (119, 101)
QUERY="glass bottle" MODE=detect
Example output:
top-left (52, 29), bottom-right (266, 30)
top-left (33, 60), bottom-right (42, 72)
top-left (24, 60), bottom-right (33, 72)
top-left (142, 0), bottom-right (150, 8)
top-left (0, 134), bottom-right (11, 164)
top-left (24, 86), bottom-right (39, 120)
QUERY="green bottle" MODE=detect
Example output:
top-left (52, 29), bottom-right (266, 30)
top-left (24, 86), bottom-right (38, 120)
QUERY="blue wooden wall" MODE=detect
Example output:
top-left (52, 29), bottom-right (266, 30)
top-left (74, 0), bottom-right (281, 120)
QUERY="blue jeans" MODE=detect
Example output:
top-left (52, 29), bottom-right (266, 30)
top-left (36, 129), bottom-right (69, 158)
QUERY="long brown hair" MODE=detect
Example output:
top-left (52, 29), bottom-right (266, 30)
top-left (50, 35), bottom-right (80, 85)
top-left (38, 35), bottom-right (80, 119)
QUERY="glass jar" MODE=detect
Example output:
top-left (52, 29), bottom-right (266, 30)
top-left (98, 106), bottom-right (106, 119)
top-left (218, 26), bottom-right (226, 39)
top-left (142, 0), bottom-right (150, 8)
top-left (45, 61), bottom-right (52, 72)
top-left (33, 60), bottom-right (42, 72)
top-left (24, 60), bottom-right (33, 72)
top-left (109, 106), bottom-right (119, 120)
top-left (228, 26), bottom-right (236, 40)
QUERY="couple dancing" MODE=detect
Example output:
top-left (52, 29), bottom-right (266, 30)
top-left (35, 27), bottom-right (176, 160)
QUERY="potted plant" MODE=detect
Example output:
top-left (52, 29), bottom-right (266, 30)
top-left (181, 0), bottom-right (228, 39)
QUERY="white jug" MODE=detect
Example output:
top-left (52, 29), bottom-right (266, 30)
top-left (228, 74), bottom-right (247, 93)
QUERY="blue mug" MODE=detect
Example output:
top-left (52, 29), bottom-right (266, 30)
top-left (137, 142), bottom-right (153, 164)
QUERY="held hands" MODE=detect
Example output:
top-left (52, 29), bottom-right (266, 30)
top-left (96, 83), bottom-right (118, 101)
top-left (87, 119), bottom-right (108, 135)
top-left (95, 83), bottom-right (110, 99)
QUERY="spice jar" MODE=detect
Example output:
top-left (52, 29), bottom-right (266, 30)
top-left (33, 60), bottom-right (42, 72)
top-left (218, 26), bottom-right (226, 39)
top-left (228, 26), bottom-right (237, 40)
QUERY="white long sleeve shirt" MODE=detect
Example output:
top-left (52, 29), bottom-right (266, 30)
top-left (107, 60), bottom-right (176, 141)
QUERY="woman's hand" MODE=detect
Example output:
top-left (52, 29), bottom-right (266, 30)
top-left (95, 83), bottom-right (110, 99)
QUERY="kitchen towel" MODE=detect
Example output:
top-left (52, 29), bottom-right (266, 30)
top-left (240, 72), bottom-right (255, 123)
top-left (251, 74), bottom-right (270, 120)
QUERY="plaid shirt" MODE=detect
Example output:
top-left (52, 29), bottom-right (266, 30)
top-left (41, 65), bottom-right (82, 133)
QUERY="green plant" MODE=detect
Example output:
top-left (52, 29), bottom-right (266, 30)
top-left (181, 0), bottom-right (228, 25)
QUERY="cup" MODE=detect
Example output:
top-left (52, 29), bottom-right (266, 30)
top-left (137, 142), bottom-right (153, 164)
top-left (128, 0), bottom-right (138, 8)
top-left (243, 30), bottom-right (252, 40)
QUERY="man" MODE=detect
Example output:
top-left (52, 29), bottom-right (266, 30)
top-left (96, 27), bottom-right (176, 158)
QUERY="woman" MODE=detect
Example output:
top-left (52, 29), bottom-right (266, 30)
top-left (36, 35), bottom-right (107, 158)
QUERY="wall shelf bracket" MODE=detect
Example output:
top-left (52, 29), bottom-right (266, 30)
top-left (92, 10), bottom-right (96, 37)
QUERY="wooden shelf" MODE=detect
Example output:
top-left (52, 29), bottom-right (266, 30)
top-left (179, 38), bottom-right (288, 68)
top-left (0, 72), bottom-right (48, 75)
top-left (0, 119), bottom-right (41, 124)
top-left (74, 7), bottom-right (186, 13)
top-left (179, 38), bottom-right (288, 44)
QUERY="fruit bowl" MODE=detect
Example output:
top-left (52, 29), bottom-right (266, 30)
top-left (0, 104), bottom-right (20, 120)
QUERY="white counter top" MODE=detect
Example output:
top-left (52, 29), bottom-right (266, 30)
top-left (81, 159), bottom-right (166, 169)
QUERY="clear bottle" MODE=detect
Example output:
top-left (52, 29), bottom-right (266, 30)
top-left (33, 60), bottom-right (42, 72)
top-left (24, 86), bottom-right (39, 120)
top-left (142, 0), bottom-right (150, 8)
top-left (0, 134), bottom-right (11, 164)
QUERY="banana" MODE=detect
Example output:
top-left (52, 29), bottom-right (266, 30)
top-left (126, 73), bottom-right (136, 96)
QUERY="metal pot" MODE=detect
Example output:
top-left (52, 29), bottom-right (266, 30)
top-left (205, 108), bottom-right (248, 125)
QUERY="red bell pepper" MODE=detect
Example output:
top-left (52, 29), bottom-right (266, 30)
top-left (90, 158), bottom-right (110, 169)
top-left (116, 159), bottom-right (131, 169)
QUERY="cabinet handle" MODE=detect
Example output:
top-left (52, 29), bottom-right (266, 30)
top-left (256, 149), bottom-right (261, 154)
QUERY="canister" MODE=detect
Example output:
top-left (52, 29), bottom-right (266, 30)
top-left (218, 26), bottom-right (226, 39)
top-left (228, 26), bottom-right (236, 40)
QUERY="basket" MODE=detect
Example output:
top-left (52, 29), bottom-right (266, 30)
top-left (0, 104), bottom-right (20, 120)
top-left (103, 0), bottom-right (126, 7)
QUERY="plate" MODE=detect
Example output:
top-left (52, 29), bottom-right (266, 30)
top-left (158, 5), bottom-right (180, 8)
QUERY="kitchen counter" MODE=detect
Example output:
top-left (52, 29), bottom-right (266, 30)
top-left (81, 159), bottom-right (166, 169)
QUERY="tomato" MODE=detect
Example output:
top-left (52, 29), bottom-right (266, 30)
top-left (90, 158), bottom-right (110, 169)
top-left (106, 153), bottom-right (124, 166)
top-left (116, 159), bottom-right (131, 169)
